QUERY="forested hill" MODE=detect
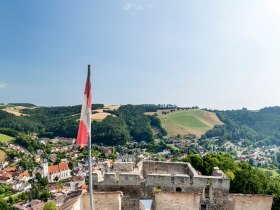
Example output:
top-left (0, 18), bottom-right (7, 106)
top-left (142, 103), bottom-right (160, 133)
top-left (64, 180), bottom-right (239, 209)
top-left (4, 103), bottom-right (280, 146)
top-left (0, 104), bottom-right (168, 145)
top-left (204, 107), bottom-right (280, 146)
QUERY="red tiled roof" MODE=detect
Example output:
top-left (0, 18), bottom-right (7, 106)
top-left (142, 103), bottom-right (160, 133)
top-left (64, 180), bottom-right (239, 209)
top-left (6, 167), bottom-right (16, 172)
top-left (48, 165), bottom-right (60, 175)
top-left (58, 162), bottom-right (69, 171)
top-left (48, 162), bottom-right (69, 175)
top-left (0, 176), bottom-right (10, 181)
top-left (80, 184), bottom-right (88, 190)
top-left (18, 170), bottom-right (29, 179)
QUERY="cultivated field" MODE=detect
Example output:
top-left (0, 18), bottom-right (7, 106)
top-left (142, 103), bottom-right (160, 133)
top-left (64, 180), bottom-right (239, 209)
top-left (2, 106), bottom-right (30, 116)
top-left (0, 133), bottom-right (15, 142)
top-left (91, 106), bottom-right (118, 121)
top-left (159, 109), bottom-right (223, 137)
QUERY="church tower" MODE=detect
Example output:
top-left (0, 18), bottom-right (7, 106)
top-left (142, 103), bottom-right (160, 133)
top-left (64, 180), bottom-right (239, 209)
top-left (42, 159), bottom-right (48, 178)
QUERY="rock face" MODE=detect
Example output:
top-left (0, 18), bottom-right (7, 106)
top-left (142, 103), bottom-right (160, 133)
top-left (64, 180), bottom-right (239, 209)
top-left (90, 160), bottom-right (272, 210)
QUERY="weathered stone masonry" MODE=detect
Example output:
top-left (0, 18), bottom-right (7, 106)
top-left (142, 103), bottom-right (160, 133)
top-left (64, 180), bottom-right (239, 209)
top-left (92, 161), bottom-right (233, 210)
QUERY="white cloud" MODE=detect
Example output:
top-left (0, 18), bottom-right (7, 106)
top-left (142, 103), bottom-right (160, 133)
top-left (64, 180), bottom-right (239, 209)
top-left (123, 3), bottom-right (132, 11)
top-left (122, 2), bottom-right (153, 13)
top-left (0, 83), bottom-right (7, 89)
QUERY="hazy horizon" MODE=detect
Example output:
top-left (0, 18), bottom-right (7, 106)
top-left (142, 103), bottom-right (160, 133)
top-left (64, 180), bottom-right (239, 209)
top-left (1, 0), bottom-right (280, 110)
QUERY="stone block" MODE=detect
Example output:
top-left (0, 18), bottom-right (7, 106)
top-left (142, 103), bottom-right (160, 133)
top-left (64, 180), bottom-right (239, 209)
top-left (146, 174), bottom-right (172, 186)
top-left (119, 172), bottom-right (141, 185)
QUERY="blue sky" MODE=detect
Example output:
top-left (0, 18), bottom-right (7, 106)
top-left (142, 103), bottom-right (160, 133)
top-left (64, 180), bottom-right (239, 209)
top-left (1, 0), bottom-right (280, 109)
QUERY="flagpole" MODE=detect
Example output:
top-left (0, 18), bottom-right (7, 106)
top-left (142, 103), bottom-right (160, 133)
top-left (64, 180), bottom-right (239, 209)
top-left (87, 64), bottom-right (94, 210)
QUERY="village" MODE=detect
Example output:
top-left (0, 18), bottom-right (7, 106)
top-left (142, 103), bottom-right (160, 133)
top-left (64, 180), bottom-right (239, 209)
top-left (0, 132), bottom-right (278, 209)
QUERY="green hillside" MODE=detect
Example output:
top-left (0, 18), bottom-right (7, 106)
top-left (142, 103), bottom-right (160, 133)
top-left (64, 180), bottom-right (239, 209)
top-left (205, 107), bottom-right (280, 145)
top-left (0, 133), bottom-right (15, 142)
top-left (159, 109), bottom-right (223, 137)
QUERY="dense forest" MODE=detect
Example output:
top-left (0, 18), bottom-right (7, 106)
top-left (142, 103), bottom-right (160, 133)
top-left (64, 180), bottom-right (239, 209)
top-left (203, 107), bottom-right (280, 146)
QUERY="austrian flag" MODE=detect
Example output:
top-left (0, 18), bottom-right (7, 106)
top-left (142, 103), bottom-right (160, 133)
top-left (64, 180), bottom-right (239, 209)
top-left (77, 66), bottom-right (92, 148)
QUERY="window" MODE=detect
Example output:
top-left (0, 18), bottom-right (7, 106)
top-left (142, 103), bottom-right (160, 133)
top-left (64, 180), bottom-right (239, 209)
top-left (176, 187), bottom-right (182, 192)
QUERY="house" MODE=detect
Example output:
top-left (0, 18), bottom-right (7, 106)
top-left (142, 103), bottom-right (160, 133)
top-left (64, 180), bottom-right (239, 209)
top-left (70, 176), bottom-right (85, 190)
top-left (0, 176), bottom-right (13, 184)
top-left (14, 182), bottom-right (32, 191)
top-left (35, 155), bottom-right (41, 163)
top-left (53, 194), bottom-right (67, 207)
top-left (13, 199), bottom-right (46, 210)
top-left (0, 161), bottom-right (9, 169)
top-left (48, 154), bottom-right (58, 162)
top-left (17, 170), bottom-right (30, 182)
top-left (42, 160), bottom-right (71, 182)
top-left (47, 184), bottom-right (61, 193)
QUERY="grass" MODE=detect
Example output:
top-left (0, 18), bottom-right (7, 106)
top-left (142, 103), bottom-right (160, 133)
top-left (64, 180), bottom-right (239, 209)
top-left (167, 144), bottom-right (180, 151)
top-left (159, 109), bottom-right (223, 137)
top-left (0, 133), bottom-right (15, 142)
top-left (258, 167), bottom-right (280, 177)
top-left (2, 105), bottom-right (30, 116)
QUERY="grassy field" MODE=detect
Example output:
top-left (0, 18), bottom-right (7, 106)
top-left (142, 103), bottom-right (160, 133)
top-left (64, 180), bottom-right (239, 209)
top-left (159, 109), bottom-right (223, 137)
top-left (2, 106), bottom-right (30, 116)
top-left (0, 133), bottom-right (15, 142)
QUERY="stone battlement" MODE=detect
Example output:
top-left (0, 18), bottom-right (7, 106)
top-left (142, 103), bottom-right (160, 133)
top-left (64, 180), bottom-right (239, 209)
top-left (90, 161), bottom-right (273, 210)
top-left (93, 160), bottom-right (230, 191)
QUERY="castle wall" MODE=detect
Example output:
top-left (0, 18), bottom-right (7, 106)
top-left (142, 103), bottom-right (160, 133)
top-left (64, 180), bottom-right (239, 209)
top-left (113, 162), bottom-right (134, 173)
top-left (92, 161), bottom-right (231, 210)
top-left (119, 173), bottom-right (141, 185)
top-left (227, 194), bottom-right (273, 210)
top-left (154, 192), bottom-right (201, 210)
top-left (94, 191), bottom-right (123, 210)
top-left (174, 174), bottom-right (190, 186)
top-left (146, 174), bottom-right (172, 186)
top-left (142, 161), bottom-right (189, 178)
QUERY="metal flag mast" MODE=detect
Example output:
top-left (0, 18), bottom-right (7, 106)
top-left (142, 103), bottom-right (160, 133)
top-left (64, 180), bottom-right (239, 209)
top-left (87, 64), bottom-right (94, 210)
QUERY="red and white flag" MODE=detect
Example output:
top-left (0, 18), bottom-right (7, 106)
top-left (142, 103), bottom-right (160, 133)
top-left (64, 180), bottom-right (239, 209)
top-left (77, 67), bottom-right (92, 148)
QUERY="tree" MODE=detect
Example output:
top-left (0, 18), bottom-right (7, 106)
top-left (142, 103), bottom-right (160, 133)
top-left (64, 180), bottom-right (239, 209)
top-left (0, 198), bottom-right (11, 210)
top-left (43, 202), bottom-right (57, 210)
top-left (39, 190), bottom-right (52, 202)
top-left (39, 177), bottom-right (49, 188)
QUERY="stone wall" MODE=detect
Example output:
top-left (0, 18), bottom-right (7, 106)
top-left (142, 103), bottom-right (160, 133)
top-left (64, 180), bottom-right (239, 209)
top-left (92, 161), bottom-right (231, 210)
top-left (119, 172), bottom-right (141, 185)
top-left (141, 161), bottom-right (189, 178)
top-left (227, 194), bottom-right (273, 210)
top-left (94, 191), bottom-right (123, 210)
top-left (113, 162), bottom-right (134, 173)
top-left (146, 174), bottom-right (172, 186)
top-left (153, 192), bottom-right (201, 210)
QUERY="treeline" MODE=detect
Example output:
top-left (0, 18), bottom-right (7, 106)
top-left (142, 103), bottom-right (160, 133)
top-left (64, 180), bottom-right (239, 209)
top-left (203, 107), bottom-right (280, 146)
top-left (0, 104), bottom-right (167, 145)
top-left (184, 153), bottom-right (280, 210)
top-left (92, 105), bottom-right (167, 145)
top-left (0, 128), bottom-right (44, 154)
top-left (8, 103), bottom-right (36, 107)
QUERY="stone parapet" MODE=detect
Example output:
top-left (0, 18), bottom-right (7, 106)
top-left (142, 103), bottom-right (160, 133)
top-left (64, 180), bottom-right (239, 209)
top-left (146, 174), bottom-right (172, 186)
